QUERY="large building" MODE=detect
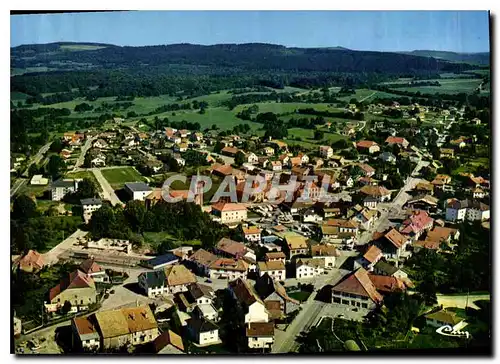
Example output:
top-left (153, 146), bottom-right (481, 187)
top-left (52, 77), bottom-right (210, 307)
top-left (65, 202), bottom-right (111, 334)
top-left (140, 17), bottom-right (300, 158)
top-left (124, 182), bottom-right (153, 201)
top-left (51, 179), bottom-right (79, 201)
top-left (211, 202), bottom-right (248, 225)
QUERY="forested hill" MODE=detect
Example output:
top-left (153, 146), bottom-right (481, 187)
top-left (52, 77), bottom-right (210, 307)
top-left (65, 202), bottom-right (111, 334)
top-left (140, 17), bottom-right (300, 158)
top-left (400, 50), bottom-right (490, 65)
top-left (11, 42), bottom-right (477, 74)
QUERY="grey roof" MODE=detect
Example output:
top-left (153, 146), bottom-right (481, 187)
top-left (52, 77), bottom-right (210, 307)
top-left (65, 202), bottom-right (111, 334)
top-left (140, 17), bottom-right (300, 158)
top-left (145, 254), bottom-right (178, 268)
top-left (187, 283), bottom-right (215, 300)
top-left (187, 316), bottom-right (219, 333)
top-left (52, 179), bottom-right (76, 188)
top-left (141, 270), bottom-right (166, 289)
top-left (81, 198), bottom-right (102, 205)
top-left (124, 182), bottom-right (152, 192)
top-left (373, 260), bottom-right (398, 275)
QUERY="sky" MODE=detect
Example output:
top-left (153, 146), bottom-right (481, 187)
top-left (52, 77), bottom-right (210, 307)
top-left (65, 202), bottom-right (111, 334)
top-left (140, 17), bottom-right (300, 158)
top-left (10, 11), bottom-right (490, 52)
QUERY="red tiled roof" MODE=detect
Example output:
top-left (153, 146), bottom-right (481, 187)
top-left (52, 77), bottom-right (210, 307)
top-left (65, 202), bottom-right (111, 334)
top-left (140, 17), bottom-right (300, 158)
top-left (368, 274), bottom-right (407, 293)
top-left (79, 259), bottom-right (102, 275)
top-left (18, 250), bottom-right (44, 271)
top-left (363, 245), bottom-right (382, 263)
top-left (383, 228), bottom-right (407, 249)
top-left (211, 202), bottom-right (246, 212)
top-left (332, 268), bottom-right (383, 304)
top-left (385, 136), bottom-right (407, 145)
top-left (50, 270), bottom-right (95, 302)
top-left (356, 140), bottom-right (378, 149)
top-left (217, 238), bottom-right (247, 256)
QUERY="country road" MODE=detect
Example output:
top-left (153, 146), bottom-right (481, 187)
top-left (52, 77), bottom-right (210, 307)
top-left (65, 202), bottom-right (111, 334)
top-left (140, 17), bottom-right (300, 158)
top-left (21, 142), bottom-right (52, 178)
top-left (91, 168), bottom-right (123, 206)
top-left (10, 178), bottom-right (27, 198)
top-left (437, 293), bottom-right (490, 310)
top-left (73, 137), bottom-right (95, 171)
top-left (359, 91), bottom-right (377, 103)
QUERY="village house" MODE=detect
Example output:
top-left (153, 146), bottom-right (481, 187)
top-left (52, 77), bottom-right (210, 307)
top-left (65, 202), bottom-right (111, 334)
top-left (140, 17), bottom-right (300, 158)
top-left (373, 260), bottom-right (409, 280)
top-left (45, 270), bottom-right (97, 313)
top-left (285, 235), bottom-right (309, 259)
top-left (379, 152), bottom-right (397, 164)
top-left (254, 273), bottom-right (300, 316)
top-left (164, 264), bottom-right (197, 294)
top-left (193, 303), bottom-right (219, 323)
top-left (151, 330), bottom-right (185, 354)
top-left (93, 139), bottom-right (109, 149)
top-left (209, 258), bottom-right (248, 280)
top-left (371, 228), bottom-right (411, 262)
top-left (138, 270), bottom-right (167, 298)
top-left (243, 226), bottom-right (262, 243)
top-left (425, 310), bottom-right (466, 331)
top-left (355, 208), bottom-right (379, 230)
top-left (79, 259), bottom-right (108, 283)
top-left (356, 140), bottom-right (380, 154)
top-left (368, 274), bottom-right (409, 295)
top-left (265, 252), bottom-right (286, 264)
top-left (399, 210), bottom-right (434, 241)
top-left (71, 315), bottom-right (101, 351)
top-left (385, 136), bottom-right (409, 149)
top-left (270, 160), bottom-right (282, 172)
top-left (228, 279), bottom-right (269, 324)
top-left (296, 258), bottom-right (325, 279)
top-left (331, 267), bottom-right (383, 313)
top-left (357, 163), bottom-right (376, 177)
top-left (221, 146), bottom-right (240, 157)
top-left (211, 202), bottom-right (248, 225)
top-left (319, 145), bottom-right (333, 159)
top-left (414, 181), bottom-right (435, 195)
top-left (246, 322), bottom-right (275, 350)
top-left (263, 146), bottom-right (275, 156)
top-left (30, 174), bottom-right (49, 185)
top-left (81, 198), bottom-right (102, 223)
top-left (94, 305), bottom-right (159, 349)
top-left (142, 253), bottom-right (179, 270)
top-left (17, 249), bottom-right (44, 273)
top-left (186, 317), bottom-right (220, 347)
top-left (446, 198), bottom-right (490, 222)
top-left (354, 245), bottom-right (383, 272)
top-left (310, 244), bottom-right (339, 268)
top-left (405, 195), bottom-right (439, 212)
top-left (325, 218), bottom-right (359, 235)
top-left (439, 148), bottom-right (455, 159)
top-left (359, 185), bottom-right (392, 204)
top-left (257, 261), bottom-right (286, 281)
top-left (188, 249), bottom-right (218, 277)
top-left (245, 152), bottom-right (259, 164)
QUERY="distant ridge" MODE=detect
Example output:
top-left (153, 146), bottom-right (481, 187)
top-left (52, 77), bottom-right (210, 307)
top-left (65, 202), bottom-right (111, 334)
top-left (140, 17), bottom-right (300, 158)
top-left (399, 50), bottom-right (489, 65)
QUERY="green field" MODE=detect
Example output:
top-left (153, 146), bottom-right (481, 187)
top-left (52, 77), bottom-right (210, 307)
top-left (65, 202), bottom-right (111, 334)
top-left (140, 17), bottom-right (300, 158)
top-left (286, 127), bottom-right (347, 146)
top-left (11, 91), bottom-right (30, 100)
top-left (386, 78), bottom-right (483, 95)
top-left (101, 167), bottom-right (146, 189)
top-left (338, 89), bottom-right (402, 102)
top-left (60, 44), bottom-right (108, 51)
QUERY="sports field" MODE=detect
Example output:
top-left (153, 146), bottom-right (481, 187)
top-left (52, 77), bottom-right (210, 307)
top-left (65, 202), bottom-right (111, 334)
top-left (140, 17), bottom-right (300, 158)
top-left (101, 167), bottom-right (146, 189)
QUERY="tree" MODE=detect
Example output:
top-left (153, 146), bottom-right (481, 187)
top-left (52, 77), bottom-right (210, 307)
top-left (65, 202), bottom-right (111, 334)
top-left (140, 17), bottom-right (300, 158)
top-left (12, 194), bottom-right (38, 220)
top-left (314, 130), bottom-right (324, 140)
top-left (76, 178), bottom-right (99, 199)
top-left (47, 155), bottom-right (65, 180)
top-left (50, 138), bottom-right (63, 153)
top-left (124, 200), bottom-right (147, 233)
top-left (234, 151), bottom-right (246, 166)
top-left (61, 301), bottom-right (72, 314)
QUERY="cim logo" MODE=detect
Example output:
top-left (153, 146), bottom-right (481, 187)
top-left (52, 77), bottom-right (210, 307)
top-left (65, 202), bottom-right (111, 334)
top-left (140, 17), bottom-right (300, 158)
top-left (435, 325), bottom-right (470, 339)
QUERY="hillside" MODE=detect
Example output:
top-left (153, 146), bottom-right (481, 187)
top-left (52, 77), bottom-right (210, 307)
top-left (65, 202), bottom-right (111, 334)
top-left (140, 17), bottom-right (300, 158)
top-left (11, 42), bottom-right (477, 74)
top-left (400, 50), bottom-right (490, 65)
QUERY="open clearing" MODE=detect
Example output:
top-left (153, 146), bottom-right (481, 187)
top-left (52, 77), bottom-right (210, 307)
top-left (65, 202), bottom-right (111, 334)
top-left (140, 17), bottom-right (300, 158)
top-left (385, 78), bottom-right (483, 94)
top-left (101, 167), bottom-right (146, 189)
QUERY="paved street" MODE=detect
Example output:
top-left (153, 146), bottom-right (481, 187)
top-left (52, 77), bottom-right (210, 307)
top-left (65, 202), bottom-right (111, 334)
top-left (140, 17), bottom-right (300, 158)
top-left (72, 136), bottom-right (95, 171)
top-left (210, 152), bottom-right (235, 165)
top-left (21, 141), bottom-right (53, 178)
top-left (91, 168), bottom-right (123, 206)
top-left (42, 229), bottom-right (88, 266)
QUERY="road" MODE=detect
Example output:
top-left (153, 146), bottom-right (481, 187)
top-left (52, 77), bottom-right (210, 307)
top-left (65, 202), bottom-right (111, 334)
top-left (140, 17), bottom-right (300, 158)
top-left (359, 91), bottom-right (377, 103)
top-left (91, 168), bottom-right (123, 206)
top-left (42, 229), bottom-right (88, 266)
top-left (437, 293), bottom-right (490, 310)
top-left (72, 137), bottom-right (95, 171)
top-left (272, 267), bottom-right (350, 353)
top-left (21, 142), bottom-right (53, 178)
top-left (10, 178), bottom-right (27, 198)
top-left (210, 152), bottom-right (235, 165)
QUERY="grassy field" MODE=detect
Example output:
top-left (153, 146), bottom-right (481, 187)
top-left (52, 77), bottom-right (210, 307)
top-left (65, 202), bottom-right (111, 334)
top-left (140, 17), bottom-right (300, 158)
top-left (288, 290), bottom-right (312, 302)
top-left (11, 91), bottom-right (30, 100)
top-left (337, 89), bottom-right (402, 102)
top-left (386, 78), bottom-right (483, 95)
top-left (101, 167), bottom-right (146, 189)
top-left (60, 44), bottom-right (108, 51)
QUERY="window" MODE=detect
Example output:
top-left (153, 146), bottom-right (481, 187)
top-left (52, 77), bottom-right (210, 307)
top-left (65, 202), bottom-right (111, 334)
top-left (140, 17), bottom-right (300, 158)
top-left (362, 303), bottom-right (368, 309)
